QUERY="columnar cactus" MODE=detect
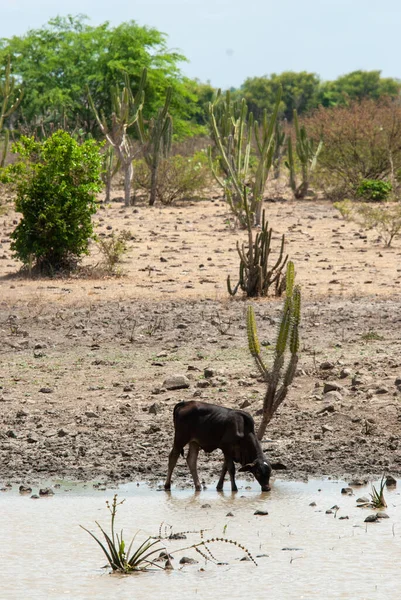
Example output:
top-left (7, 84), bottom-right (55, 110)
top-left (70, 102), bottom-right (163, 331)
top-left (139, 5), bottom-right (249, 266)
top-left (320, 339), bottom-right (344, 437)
top-left (0, 56), bottom-right (23, 167)
top-left (137, 87), bottom-right (173, 206)
top-left (285, 109), bottom-right (323, 199)
top-left (208, 87), bottom-right (282, 226)
top-left (246, 261), bottom-right (301, 440)
top-left (227, 198), bottom-right (288, 297)
top-left (88, 69), bottom-right (146, 206)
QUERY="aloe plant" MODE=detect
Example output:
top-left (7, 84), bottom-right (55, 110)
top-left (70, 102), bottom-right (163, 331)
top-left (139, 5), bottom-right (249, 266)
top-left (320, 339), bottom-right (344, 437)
top-left (88, 69), bottom-right (146, 206)
top-left (247, 261), bottom-right (301, 439)
top-left (81, 494), bottom-right (165, 573)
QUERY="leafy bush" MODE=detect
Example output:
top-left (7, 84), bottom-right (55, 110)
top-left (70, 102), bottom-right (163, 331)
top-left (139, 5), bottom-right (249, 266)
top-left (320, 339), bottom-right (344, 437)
top-left (305, 98), bottom-right (401, 200)
top-left (1, 130), bottom-right (103, 272)
top-left (333, 199), bottom-right (354, 220)
top-left (133, 152), bottom-right (209, 205)
top-left (356, 179), bottom-right (392, 202)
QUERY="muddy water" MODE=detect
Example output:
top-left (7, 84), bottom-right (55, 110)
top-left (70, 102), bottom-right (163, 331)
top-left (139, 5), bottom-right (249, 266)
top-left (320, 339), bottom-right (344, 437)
top-left (1, 478), bottom-right (400, 600)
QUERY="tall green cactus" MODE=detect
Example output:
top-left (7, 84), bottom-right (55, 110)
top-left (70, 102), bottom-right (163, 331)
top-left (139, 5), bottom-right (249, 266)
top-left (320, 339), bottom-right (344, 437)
top-left (137, 87), bottom-right (173, 206)
top-left (272, 120), bottom-right (286, 179)
top-left (0, 56), bottom-right (23, 167)
top-left (246, 261), bottom-right (301, 440)
top-left (88, 69), bottom-right (146, 206)
top-left (208, 87), bottom-right (282, 226)
top-left (285, 109), bottom-right (323, 199)
top-left (227, 195), bottom-right (288, 297)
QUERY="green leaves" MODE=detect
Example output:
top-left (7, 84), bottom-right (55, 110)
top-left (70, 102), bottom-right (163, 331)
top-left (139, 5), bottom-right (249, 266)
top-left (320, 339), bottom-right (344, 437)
top-left (3, 130), bottom-right (103, 272)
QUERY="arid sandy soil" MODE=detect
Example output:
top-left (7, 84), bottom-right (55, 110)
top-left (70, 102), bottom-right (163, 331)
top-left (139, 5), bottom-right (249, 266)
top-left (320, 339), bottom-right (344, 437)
top-left (1, 190), bottom-right (401, 488)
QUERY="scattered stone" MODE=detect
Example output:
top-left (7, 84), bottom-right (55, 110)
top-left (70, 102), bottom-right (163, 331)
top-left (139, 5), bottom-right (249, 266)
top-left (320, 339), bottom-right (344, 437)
top-left (323, 382), bottom-right (343, 394)
top-left (31, 495), bottom-right (39, 500)
top-left (254, 510), bottom-right (268, 516)
top-left (364, 514), bottom-right (379, 523)
top-left (349, 479), bottom-right (367, 486)
top-left (163, 375), bottom-right (190, 390)
top-left (340, 368), bottom-right (351, 379)
top-left (16, 410), bottom-right (29, 418)
top-left (27, 434), bottom-right (38, 443)
top-left (179, 556), bottom-right (198, 565)
top-left (39, 488), bottom-right (54, 496)
top-left (204, 368), bottom-right (216, 379)
top-left (201, 503), bottom-right (211, 509)
top-left (226, 512), bottom-right (234, 517)
top-left (325, 509), bottom-right (333, 514)
top-left (39, 387), bottom-right (53, 394)
top-left (385, 475), bottom-right (397, 487)
top-left (317, 404), bottom-right (335, 415)
top-left (148, 403), bottom-right (159, 415)
top-left (19, 485), bottom-right (32, 494)
top-left (6, 430), bottom-right (16, 438)
top-left (85, 411), bottom-right (99, 418)
top-left (57, 429), bottom-right (68, 437)
top-left (309, 502), bottom-right (317, 507)
top-left (356, 496), bottom-right (370, 504)
top-left (322, 425), bottom-right (333, 434)
top-left (323, 391), bottom-right (343, 402)
top-left (176, 323), bottom-right (188, 330)
top-left (196, 380), bottom-right (210, 389)
top-left (339, 516), bottom-right (349, 520)
top-left (320, 361), bottom-right (335, 370)
top-left (240, 556), bottom-right (251, 561)
top-left (240, 399), bottom-right (251, 409)
top-left (341, 487), bottom-right (354, 495)
top-left (282, 547), bottom-right (303, 551)
top-left (377, 512), bottom-right (389, 519)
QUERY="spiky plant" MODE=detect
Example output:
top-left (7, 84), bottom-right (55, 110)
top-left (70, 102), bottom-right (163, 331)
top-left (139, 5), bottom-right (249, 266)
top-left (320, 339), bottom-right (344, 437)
top-left (247, 261), bottom-right (301, 439)
top-left (81, 494), bottom-right (165, 573)
top-left (227, 194), bottom-right (288, 298)
top-left (370, 476), bottom-right (387, 509)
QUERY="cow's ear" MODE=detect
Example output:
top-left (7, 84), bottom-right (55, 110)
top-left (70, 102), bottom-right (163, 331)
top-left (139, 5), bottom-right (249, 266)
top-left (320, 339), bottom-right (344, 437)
top-left (238, 462), bottom-right (256, 473)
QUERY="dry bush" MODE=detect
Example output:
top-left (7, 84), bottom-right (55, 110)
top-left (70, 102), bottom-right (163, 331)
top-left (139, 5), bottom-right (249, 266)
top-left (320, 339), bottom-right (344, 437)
top-left (133, 153), bottom-right (210, 205)
top-left (355, 203), bottom-right (401, 247)
top-left (305, 98), bottom-right (401, 200)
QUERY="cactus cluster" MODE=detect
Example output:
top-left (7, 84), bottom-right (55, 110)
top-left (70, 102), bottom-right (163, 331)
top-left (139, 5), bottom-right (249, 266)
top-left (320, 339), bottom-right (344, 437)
top-left (285, 109), bottom-right (323, 199)
top-left (0, 56), bottom-right (23, 167)
top-left (246, 261), bottom-right (301, 439)
top-left (227, 200), bottom-right (288, 297)
top-left (137, 87), bottom-right (173, 206)
top-left (88, 70), bottom-right (146, 206)
top-left (208, 88), bottom-right (282, 226)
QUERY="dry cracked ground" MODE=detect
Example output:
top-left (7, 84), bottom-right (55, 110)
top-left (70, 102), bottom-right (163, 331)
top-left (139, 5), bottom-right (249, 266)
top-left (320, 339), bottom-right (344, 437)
top-left (0, 190), bottom-right (401, 490)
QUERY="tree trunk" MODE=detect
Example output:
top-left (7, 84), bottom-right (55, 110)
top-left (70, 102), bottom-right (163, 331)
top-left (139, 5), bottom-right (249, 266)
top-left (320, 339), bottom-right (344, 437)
top-left (149, 161), bottom-right (158, 206)
top-left (123, 161), bottom-right (133, 207)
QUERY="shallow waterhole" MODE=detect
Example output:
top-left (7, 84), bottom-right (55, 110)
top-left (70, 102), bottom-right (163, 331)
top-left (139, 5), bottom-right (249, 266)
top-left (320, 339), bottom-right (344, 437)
top-left (1, 478), bottom-right (400, 599)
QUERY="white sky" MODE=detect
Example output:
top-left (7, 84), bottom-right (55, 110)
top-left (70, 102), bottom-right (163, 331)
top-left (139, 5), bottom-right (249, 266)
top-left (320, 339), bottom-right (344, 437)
top-left (1, 0), bottom-right (401, 89)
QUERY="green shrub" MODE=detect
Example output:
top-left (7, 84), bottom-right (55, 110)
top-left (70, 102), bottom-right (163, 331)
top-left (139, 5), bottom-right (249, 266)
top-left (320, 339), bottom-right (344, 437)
top-left (333, 199), bottom-right (354, 220)
top-left (97, 230), bottom-right (132, 274)
top-left (356, 179), bottom-right (392, 202)
top-left (355, 203), bottom-right (401, 247)
top-left (134, 152), bottom-right (210, 205)
top-left (1, 130), bottom-right (103, 273)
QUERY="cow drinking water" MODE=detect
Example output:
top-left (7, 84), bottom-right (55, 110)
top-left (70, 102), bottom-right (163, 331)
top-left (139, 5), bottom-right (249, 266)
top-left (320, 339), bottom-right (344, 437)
top-left (164, 400), bottom-right (272, 492)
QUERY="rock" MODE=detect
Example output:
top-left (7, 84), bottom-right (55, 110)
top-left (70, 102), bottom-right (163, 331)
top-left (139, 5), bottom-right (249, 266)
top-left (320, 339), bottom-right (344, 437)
top-left (57, 429), bottom-right (68, 437)
top-left (196, 380), bottom-right (210, 389)
top-left (365, 514), bottom-right (379, 523)
top-left (169, 533), bottom-right (187, 540)
top-left (19, 485), bottom-right (32, 494)
top-left (282, 547), bottom-right (303, 551)
top-left (39, 487), bottom-right (54, 496)
top-left (163, 375), bottom-right (190, 390)
top-left (340, 368), bottom-right (351, 379)
top-left (375, 386), bottom-right (389, 395)
top-left (176, 323), bottom-right (188, 330)
top-left (322, 425), bottom-right (333, 434)
top-left (309, 502), bottom-right (317, 507)
top-left (6, 430), bottom-right (16, 438)
top-left (39, 387), bottom-right (53, 394)
top-left (27, 434), bottom-right (38, 443)
top-left (16, 410), bottom-right (28, 418)
top-left (226, 512), bottom-right (234, 517)
top-left (323, 382), bottom-right (343, 394)
top-left (385, 475), bottom-right (397, 487)
top-left (356, 496), bottom-right (370, 504)
top-left (323, 391), bottom-right (343, 402)
top-left (377, 512), bottom-right (389, 519)
top-left (339, 516), bottom-right (349, 520)
top-left (254, 510), bottom-right (268, 516)
top-left (341, 487), bottom-right (354, 495)
top-left (240, 556), bottom-right (251, 561)
top-left (395, 377), bottom-right (401, 390)
top-left (349, 479), bottom-right (367, 486)
top-left (201, 503), bottom-right (211, 509)
top-left (85, 411), bottom-right (99, 418)
top-left (316, 404), bottom-right (335, 415)
top-left (204, 368), bottom-right (216, 379)
top-left (179, 556), bottom-right (198, 565)
top-left (30, 495), bottom-right (39, 499)
top-left (148, 403), bottom-right (159, 415)
top-left (240, 399), bottom-right (251, 409)
top-left (320, 361), bottom-right (335, 370)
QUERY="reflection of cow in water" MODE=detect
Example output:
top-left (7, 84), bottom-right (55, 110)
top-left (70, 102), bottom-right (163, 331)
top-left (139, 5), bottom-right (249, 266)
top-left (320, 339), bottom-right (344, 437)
top-left (164, 400), bottom-right (273, 492)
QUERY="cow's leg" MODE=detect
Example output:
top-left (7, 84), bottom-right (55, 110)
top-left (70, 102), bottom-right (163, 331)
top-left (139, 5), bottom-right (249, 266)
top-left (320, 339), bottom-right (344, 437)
top-left (186, 442), bottom-right (202, 491)
top-left (226, 457), bottom-right (238, 492)
top-left (216, 461), bottom-right (227, 491)
top-left (164, 444), bottom-right (181, 490)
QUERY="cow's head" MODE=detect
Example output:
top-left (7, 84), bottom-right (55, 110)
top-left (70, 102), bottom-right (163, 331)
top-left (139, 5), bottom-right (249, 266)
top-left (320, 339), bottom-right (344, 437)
top-left (239, 459), bottom-right (272, 492)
